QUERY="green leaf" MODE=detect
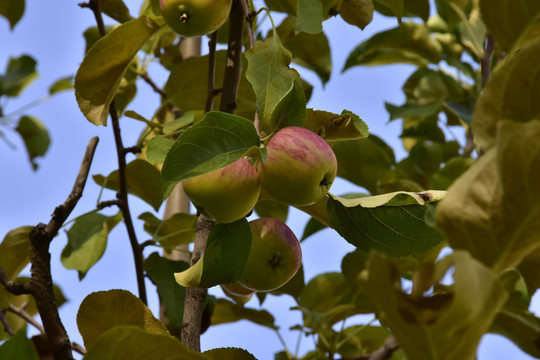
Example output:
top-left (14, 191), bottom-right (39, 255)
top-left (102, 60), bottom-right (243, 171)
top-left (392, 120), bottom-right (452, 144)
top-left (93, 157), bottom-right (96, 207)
top-left (374, 0), bottom-right (404, 22)
top-left (436, 121), bottom-right (540, 273)
top-left (305, 109), bottom-right (369, 141)
top-left (93, 159), bottom-right (163, 211)
top-left (0, 55), bottom-right (37, 97)
top-left (339, 0), bottom-right (374, 30)
top-left (480, 0), bottom-right (540, 51)
top-left (77, 290), bottom-right (169, 350)
top-left (144, 253), bottom-right (189, 329)
top-left (82, 26), bottom-right (116, 54)
top-left (210, 298), bottom-right (276, 329)
top-left (174, 220), bottom-right (252, 288)
top-left (0, 0), bottom-right (25, 30)
top-left (297, 0), bottom-right (323, 34)
top-left (444, 97), bottom-right (476, 125)
top-left (269, 79), bottom-right (306, 131)
top-left (402, 67), bottom-right (465, 103)
top-left (245, 35), bottom-right (301, 136)
top-left (48, 76), bottom-right (74, 95)
top-left (333, 135), bottom-right (395, 194)
top-left (434, 0), bottom-right (472, 26)
top-left (0, 330), bottom-right (38, 360)
top-left (431, 156), bottom-right (475, 190)
top-left (204, 347), bottom-right (257, 360)
top-left (400, 116), bottom-right (446, 144)
top-left (328, 191), bottom-right (445, 256)
top-left (101, 0), bottom-right (134, 23)
top-left (375, 0), bottom-right (429, 21)
top-left (165, 51), bottom-right (256, 120)
top-left (254, 199), bottom-right (289, 223)
top-left (472, 22), bottom-right (540, 150)
top-left (75, 16), bottom-right (161, 126)
top-left (385, 98), bottom-right (444, 121)
top-left (61, 211), bottom-right (122, 279)
top-left (139, 212), bottom-right (197, 250)
top-left (83, 325), bottom-right (204, 359)
top-left (343, 22), bottom-right (442, 70)
top-left (301, 217), bottom-right (326, 241)
top-left (161, 111), bottom-right (260, 197)
top-left (270, 264), bottom-right (305, 299)
top-left (15, 116), bottom-right (50, 170)
top-left (361, 251), bottom-right (507, 360)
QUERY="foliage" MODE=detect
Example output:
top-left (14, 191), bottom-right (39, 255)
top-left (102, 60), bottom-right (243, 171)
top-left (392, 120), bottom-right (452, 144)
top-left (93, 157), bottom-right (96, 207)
top-left (1, 0), bottom-right (540, 359)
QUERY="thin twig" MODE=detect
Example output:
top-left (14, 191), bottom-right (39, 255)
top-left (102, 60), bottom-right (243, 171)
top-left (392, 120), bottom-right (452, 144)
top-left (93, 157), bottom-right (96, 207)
top-left (206, 31), bottom-right (219, 113)
top-left (7, 303), bottom-right (45, 334)
top-left (0, 310), bottom-right (14, 336)
top-left (72, 342), bottom-right (86, 356)
top-left (140, 72), bottom-right (167, 97)
top-left (0, 269), bottom-right (32, 295)
top-left (240, 0), bottom-right (256, 49)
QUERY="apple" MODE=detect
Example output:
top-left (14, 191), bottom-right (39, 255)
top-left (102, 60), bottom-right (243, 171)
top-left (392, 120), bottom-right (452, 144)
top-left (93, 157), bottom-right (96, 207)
top-left (258, 127), bottom-right (337, 206)
top-left (221, 282), bottom-right (256, 297)
top-left (239, 218), bottom-right (302, 292)
top-left (183, 158), bottom-right (260, 223)
top-left (221, 283), bottom-right (254, 305)
top-left (160, 0), bottom-right (232, 37)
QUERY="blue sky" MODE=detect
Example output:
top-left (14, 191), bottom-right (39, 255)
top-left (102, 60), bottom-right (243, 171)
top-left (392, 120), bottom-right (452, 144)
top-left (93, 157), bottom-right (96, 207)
top-left (1, 1), bottom-right (537, 359)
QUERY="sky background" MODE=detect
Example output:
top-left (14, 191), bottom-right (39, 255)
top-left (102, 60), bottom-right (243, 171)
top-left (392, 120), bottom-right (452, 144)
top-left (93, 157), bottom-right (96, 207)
top-left (1, 1), bottom-right (538, 359)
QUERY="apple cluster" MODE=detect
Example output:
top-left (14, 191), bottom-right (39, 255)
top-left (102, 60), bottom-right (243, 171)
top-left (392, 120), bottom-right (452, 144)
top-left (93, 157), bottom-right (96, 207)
top-left (184, 126), bottom-right (337, 293)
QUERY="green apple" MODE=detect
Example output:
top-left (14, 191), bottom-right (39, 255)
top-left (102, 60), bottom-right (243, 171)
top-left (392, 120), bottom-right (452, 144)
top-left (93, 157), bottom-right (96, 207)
top-left (221, 282), bottom-right (256, 296)
top-left (183, 158), bottom-right (260, 223)
top-left (258, 127), bottom-right (337, 206)
top-left (239, 218), bottom-right (302, 292)
top-left (160, 0), bottom-right (232, 37)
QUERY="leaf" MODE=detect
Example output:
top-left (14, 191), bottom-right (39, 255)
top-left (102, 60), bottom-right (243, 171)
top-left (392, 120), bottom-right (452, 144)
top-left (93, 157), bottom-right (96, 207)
top-left (83, 25), bottom-right (116, 54)
top-left (339, 0), bottom-right (374, 30)
top-left (472, 22), bottom-right (540, 150)
top-left (61, 211), bottom-right (122, 279)
top-left (328, 191), bottom-right (446, 256)
top-left (297, 0), bottom-right (322, 34)
top-left (165, 51), bottom-right (256, 120)
top-left (434, 0), bottom-right (472, 26)
top-left (304, 109), bottom-right (369, 141)
top-left (480, 0), bottom-right (540, 51)
top-left (0, 0), bottom-right (25, 30)
top-left (144, 253), bottom-right (189, 329)
top-left (301, 217), bottom-right (326, 241)
top-left (101, 0), bottom-right (134, 23)
top-left (268, 79), bottom-right (306, 131)
top-left (385, 98), bottom-right (444, 121)
top-left (145, 137), bottom-right (175, 164)
top-left (0, 226), bottom-right (32, 281)
top-left (254, 199), bottom-right (289, 223)
top-left (375, 0), bottom-right (429, 21)
top-left (210, 298), bottom-right (276, 329)
top-left (161, 111), bottom-right (260, 197)
top-left (174, 220), bottom-right (252, 288)
top-left (431, 156), bottom-right (475, 190)
top-left (0, 55), bottom-right (37, 97)
top-left (15, 116), bottom-right (50, 170)
top-left (374, 0), bottom-right (403, 22)
top-left (245, 35), bottom-right (301, 136)
top-left (93, 159), bottom-right (163, 211)
top-left (139, 212), bottom-right (197, 250)
top-left (83, 325), bottom-right (204, 359)
top-left (204, 347), bottom-right (257, 360)
top-left (361, 251), bottom-right (507, 360)
top-left (75, 16), bottom-right (161, 125)
top-left (343, 22), bottom-right (442, 70)
top-left (333, 135), bottom-right (395, 194)
top-left (270, 264), bottom-right (305, 299)
top-left (436, 121), bottom-right (540, 273)
top-left (0, 330), bottom-right (38, 360)
top-left (77, 290), bottom-right (169, 349)
top-left (48, 76), bottom-right (74, 94)
top-left (444, 97), bottom-right (476, 125)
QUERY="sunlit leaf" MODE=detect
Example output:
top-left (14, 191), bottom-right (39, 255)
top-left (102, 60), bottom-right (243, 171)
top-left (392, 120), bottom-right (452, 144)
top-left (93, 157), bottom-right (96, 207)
top-left (204, 347), bottom-right (257, 360)
top-left (174, 220), bottom-right (251, 288)
top-left (0, 55), bottom-right (37, 97)
top-left (269, 79), bottom-right (306, 131)
top-left (101, 0), bottom-right (134, 23)
top-left (210, 298), bottom-right (276, 329)
top-left (0, 330), bottom-right (38, 360)
top-left (61, 211), bottom-right (122, 279)
top-left (15, 116), bottom-right (50, 170)
top-left (0, 226), bottom-right (32, 285)
top-left (48, 76), bottom-right (73, 94)
top-left (305, 109), bottom-right (369, 141)
top-left (75, 16), bottom-right (161, 125)
top-left (0, 0), bottom-right (25, 30)
top-left (77, 290), bottom-right (168, 349)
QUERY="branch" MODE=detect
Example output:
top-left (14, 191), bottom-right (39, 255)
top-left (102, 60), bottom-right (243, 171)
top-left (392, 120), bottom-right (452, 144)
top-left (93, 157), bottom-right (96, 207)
top-left (0, 269), bottom-right (32, 295)
top-left (205, 31), bottom-right (219, 113)
top-left (7, 303), bottom-right (45, 334)
top-left (341, 335), bottom-right (399, 360)
top-left (240, 0), bottom-right (256, 49)
top-left (0, 310), bottom-right (14, 336)
top-left (140, 71), bottom-right (167, 97)
top-left (86, 0), bottom-right (148, 305)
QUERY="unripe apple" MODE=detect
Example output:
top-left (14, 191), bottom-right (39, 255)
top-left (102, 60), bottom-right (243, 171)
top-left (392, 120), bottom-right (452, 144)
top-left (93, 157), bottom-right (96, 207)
top-left (239, 218), bottom-right (302, 292)
top-left (221, 282), bottom-right (256, 297)
top-left (258, 127), bottom-right (337, 206)
top-left (183, 158), bottom-right (260, 223)
top-left (160, 0), bottom-right (232, 37)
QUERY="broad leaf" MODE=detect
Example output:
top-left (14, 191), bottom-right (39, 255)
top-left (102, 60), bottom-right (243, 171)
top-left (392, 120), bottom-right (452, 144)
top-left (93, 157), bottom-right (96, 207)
top-left (161, 111), bottom-right (260, 197)
top-left (339, 0), bottom-right (374, 30)
top-left (75, 16), bottom-right (161, 125)
top-left (174, 220), bottom-right (251, 288)
top-left (385, 98), bottom-right (444, 121)
top-left (436, 121), bottom-right (540, 273)
top-left (375, 0), bottom-right (429, 21)
top-left (472, 22), bottom-right (540, 150)
top-left (48, 76), bottom-right (74, 94)
top-left (77, 290), bottom-right (168, 349)
top-left (83, 325), bottom-right (204, 359)
top-left (93, 159), bottom-right (163, 211)
top-left (254, 199), bottom-right (289, 223)
top-left (210, 298), bottom-right (276, 329)
top-left (101, 0), bottom-right (134, 23)
top-left (0, 226), bottom-right (32, 281)
top-left (304, 109), bottom-right (369, 141)
top-left (146, 136), bottom-right (175, 164)
top-left (301, 217), bottom-right (326, 241)
top-left (374, 0), bottom-right (403, 22)
top-left (204, 347), bottom-right (257, 360)
top-left (0, 0), bottom-right (25, 30)
top-left (15, 116), bottom-right (50, 170)
top-left (0, 330), bottom-right (38, 360)
top-left (361, 251), bottom-right (507, 360)
top-left (0, 55), bottom-right (37, 97)
top-left (343, 22), bottom-right (442, 70)
top-left (61, 211), bottom-right (122, 279)
top-left (297, 0), bottom-right (322, 34)
top-left (435, 0), bottom-right (472, 26)
top-left (139, 212), bottom-right (197, 250)
top-left (431, 156), bottom-right (475, 190)
top-left (328, 191), bottom-right (446, 256)
top-left (245, 35), bottom-right (301, 136)
top-left (144, 253), bottom-right (189, 329)
top-left (268, 79), bottom-right (306, 131)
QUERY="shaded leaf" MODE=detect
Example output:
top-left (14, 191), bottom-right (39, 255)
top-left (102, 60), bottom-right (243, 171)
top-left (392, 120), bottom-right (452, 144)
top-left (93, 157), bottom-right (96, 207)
top-left (0, 330), bottom-right (38, 360)
top-left (144, 253), bottom-right (189, 329)
top-left (444, 97), bottom-right (476, 125)
top-left (254, 199), bottom-right (289, 223)
top-left (204, 347), bottom-right (257, 360)
top-left (305, 109), bottom-right (369, 141)
top-left (0, 0), bottom-right (25, 29)
top-left (161, 111), bottom-right (260, 197)
top-left (83, 325), bottom-right (203, 359)
top-left (385, 98), bottom-right (444, 121)
top-left (48, 76), bottom-right (73, 94)
top-left (0, 55), bottom-right (37, 97)
top-left (301, 217), bottom-right (326, 241)
top-left (174, 220), bottom-right (251, 288)
top-left (375, 0), bottom-right (429, 21)
top-left (328, 191), bottom-right (445, 256)
top-left (431, 156), bottom-right (475, 190)
top-left (75, 16), bottom-right (161, 125)
top-left (374, 0), bottom-right (403, 22)
top-left (139, 212), bottom-right (196, 250)
top-left (270, 264), bottom-right (305, 299)
top-left (269, 79), bottom-right (306, 131)
top-left (210, 298), bottom-right (276, 329)
top-left (15, 116), bottom-right (50, 170)
top-left (101, 0), bottom-right (134, 23)
top-left (93, 159), bottom-right (163, 211)
top-left (297, 0), bottom-right (322, 33)
top-left (83, 25), bottom-right (116, 54)
top-left (339, 0), bottom-right (374, 30)
top-left (77, 290), bottom-right (168, 349)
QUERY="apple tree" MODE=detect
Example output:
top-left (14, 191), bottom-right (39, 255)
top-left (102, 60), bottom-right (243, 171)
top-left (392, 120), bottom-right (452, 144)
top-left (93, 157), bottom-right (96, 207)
top-left (1, 0), bottom-right (540, 359)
